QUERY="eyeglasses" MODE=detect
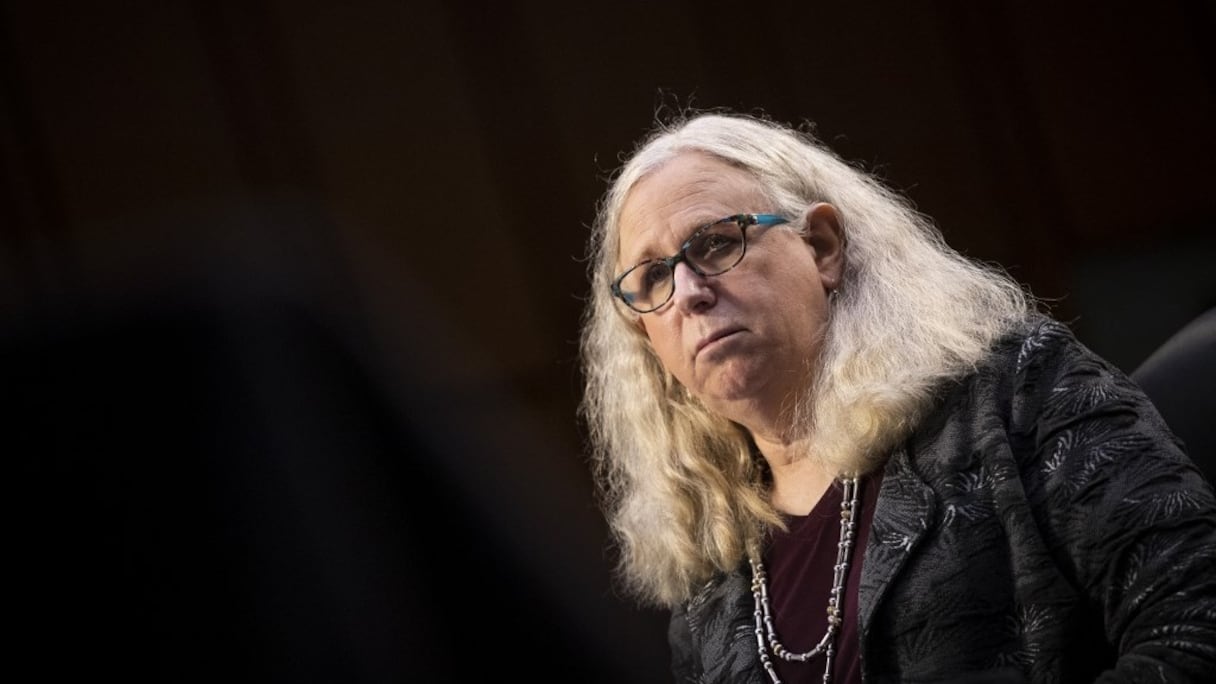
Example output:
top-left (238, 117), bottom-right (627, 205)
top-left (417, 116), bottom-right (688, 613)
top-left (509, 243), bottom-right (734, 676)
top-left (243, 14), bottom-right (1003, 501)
top-left (611, 213), bottom-right (788, 313)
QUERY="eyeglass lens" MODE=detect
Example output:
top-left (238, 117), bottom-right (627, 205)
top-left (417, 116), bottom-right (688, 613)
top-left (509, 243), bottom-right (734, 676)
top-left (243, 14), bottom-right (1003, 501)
top-left (617, 218), bottom-right (746, 312)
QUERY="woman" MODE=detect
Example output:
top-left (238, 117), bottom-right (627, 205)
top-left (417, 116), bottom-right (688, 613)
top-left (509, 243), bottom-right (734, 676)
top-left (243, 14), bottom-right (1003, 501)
top-left (579, 110), bottom-right (1216, 683)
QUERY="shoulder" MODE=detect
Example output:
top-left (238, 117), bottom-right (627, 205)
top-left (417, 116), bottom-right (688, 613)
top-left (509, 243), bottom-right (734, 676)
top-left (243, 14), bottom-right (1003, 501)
top-left (672, 568), bottom-right (752, 639)
top-left (963, 315), bottom-right (1162, 438)
top-left (958, 315), bottom-right (1208, 520)
top-left (668, 568), bottom-right (762, 684)
top-left (988, 314), bottom-right (1089, 381)
top-left (905, 313), bottom-right (1187, 482)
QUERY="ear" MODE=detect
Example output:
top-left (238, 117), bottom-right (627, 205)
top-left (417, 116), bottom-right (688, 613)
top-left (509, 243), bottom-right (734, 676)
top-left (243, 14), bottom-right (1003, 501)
top-left (801, 202), bottom-right (845, 291)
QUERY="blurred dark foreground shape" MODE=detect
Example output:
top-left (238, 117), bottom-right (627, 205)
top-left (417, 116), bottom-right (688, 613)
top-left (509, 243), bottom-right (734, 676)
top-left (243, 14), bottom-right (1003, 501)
top-left (5, 198), bottom-right (669, 683)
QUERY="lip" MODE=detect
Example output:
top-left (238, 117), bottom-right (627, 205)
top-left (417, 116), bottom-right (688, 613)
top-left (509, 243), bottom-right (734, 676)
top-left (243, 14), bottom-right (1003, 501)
top-left (696, 327), bottom-right (745, 355)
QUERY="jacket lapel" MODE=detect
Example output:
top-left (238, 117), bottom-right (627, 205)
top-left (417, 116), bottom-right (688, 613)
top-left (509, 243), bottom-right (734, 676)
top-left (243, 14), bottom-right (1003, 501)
top-left (857, 446), bottom-right (935, 637)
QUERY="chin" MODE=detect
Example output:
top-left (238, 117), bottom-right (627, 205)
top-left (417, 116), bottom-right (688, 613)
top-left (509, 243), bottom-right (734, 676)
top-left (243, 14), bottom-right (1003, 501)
top-left (699, 377), bottom-right (762, 413)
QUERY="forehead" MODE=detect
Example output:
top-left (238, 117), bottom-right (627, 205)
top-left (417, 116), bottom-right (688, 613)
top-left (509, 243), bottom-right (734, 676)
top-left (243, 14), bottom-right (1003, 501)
top-left (617, 152), bottom-right (766, 262)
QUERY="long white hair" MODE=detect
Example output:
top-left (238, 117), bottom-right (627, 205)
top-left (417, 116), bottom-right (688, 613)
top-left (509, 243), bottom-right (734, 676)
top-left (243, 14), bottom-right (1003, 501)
top-left (580, 110), bottom-right (1035, 608)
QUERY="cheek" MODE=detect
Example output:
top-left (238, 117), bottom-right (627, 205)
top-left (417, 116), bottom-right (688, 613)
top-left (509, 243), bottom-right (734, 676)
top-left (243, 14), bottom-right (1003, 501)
top-left (641, 321), bottom-right (685, 373)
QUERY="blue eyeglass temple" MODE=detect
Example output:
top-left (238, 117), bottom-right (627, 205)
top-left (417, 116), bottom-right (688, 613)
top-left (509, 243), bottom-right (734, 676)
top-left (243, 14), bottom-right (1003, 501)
top-left (749, 214), bottom-right (787, 227)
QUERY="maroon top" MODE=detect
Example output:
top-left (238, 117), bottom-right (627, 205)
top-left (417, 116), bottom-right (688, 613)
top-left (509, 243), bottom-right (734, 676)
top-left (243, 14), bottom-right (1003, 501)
top-left (764, 470), bottom-right (883, 684)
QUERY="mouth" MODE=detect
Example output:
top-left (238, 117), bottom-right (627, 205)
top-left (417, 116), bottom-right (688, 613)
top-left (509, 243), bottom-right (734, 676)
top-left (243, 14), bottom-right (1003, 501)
top-left (696, 327), bottom-right (745, 355)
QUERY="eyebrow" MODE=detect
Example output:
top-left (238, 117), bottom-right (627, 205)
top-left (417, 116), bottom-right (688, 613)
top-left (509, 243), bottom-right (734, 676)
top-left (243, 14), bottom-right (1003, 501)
top-left (621, 214), bottom-right (723, 267)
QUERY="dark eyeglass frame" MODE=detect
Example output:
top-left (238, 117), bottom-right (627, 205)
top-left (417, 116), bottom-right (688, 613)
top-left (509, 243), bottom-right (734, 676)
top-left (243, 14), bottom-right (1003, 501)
top-left (611, 213), bottom-right (789, 314)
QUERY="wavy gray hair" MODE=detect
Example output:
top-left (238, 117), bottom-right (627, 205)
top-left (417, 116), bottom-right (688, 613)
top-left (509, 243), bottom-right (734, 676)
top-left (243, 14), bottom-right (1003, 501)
top-left (580, 111), bottom-right (1035, 608)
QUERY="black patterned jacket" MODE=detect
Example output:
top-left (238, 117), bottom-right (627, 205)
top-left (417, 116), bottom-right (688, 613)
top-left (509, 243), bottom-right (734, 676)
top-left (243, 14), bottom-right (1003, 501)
top-left (669, 317), bottom-right (1216, 683)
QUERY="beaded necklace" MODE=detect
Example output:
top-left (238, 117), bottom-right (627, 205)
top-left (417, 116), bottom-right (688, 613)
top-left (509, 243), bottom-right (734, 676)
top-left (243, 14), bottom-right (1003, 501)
top-left (750, 476), bottom-right (860, 684)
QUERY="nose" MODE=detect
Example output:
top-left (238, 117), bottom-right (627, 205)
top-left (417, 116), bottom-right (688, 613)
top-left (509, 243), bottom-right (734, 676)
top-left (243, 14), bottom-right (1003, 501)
top-left (670, 261), bottom-right (715, 313)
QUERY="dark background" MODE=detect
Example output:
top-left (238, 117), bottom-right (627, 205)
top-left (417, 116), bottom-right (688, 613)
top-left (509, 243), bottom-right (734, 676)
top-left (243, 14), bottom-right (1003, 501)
top-left (3, 1), bottom-right (1214, 682)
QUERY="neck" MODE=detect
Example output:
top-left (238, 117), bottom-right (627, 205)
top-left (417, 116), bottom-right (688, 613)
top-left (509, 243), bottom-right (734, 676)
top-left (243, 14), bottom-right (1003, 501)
top-left (752, 434), bottom-right (835, 515)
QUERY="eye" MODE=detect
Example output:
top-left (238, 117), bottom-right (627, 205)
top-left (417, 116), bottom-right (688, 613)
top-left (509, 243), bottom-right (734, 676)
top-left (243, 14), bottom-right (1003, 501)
top-left (620, 260), bottom-right (671, 301)
top-left (687, 223), bottom-right (743, 264)
top-left (640, 262), bottom-right (671, 290)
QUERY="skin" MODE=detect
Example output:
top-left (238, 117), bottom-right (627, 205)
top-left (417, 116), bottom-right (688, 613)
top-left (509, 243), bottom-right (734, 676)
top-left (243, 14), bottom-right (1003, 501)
top-left (617, 152), bottom-right (845, 514)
